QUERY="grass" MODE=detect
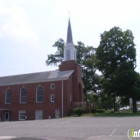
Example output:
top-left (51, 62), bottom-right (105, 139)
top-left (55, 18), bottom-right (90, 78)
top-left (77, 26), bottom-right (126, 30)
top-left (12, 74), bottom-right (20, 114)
top-left (82, 110), bottom-right (140, 117)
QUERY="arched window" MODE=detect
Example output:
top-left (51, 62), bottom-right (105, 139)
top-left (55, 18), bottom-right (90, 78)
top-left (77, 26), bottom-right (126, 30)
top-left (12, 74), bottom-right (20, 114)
top-left (50, 94), bottom-right (55, 102)
top-left (5, 89), bottom-right (11, 104)
top-left (20, 88), bottom-right (26, 103)
top-left (36, 87), bottom-right (43, 103)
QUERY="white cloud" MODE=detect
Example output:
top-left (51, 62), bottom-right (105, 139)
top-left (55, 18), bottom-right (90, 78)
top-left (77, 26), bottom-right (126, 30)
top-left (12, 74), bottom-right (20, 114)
top-left (0, 3), bottom-right (38, 42)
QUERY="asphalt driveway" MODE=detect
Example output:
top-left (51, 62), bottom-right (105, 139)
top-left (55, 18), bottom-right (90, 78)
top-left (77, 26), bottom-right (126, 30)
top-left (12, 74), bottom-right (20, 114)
top-left (0, 116), bottom-right (139, 140)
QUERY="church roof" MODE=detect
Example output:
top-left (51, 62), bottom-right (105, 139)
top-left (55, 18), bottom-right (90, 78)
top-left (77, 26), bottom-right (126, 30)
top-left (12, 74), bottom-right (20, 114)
top-left (0, 70), bottom-right (74, 86)
top-left (66, 18), bottom-right (73, 44)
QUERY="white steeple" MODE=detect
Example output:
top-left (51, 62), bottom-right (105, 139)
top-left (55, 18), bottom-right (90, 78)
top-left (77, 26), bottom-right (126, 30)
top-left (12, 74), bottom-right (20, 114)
top-left (64, 18), bottom-right (76, 61)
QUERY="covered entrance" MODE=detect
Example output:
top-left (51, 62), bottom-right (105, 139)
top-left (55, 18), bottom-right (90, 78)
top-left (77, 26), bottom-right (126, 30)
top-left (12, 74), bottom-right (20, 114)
top-left (4, 111), bottom-right (10, 121)
top-left (0, 109), bottom-right (11, 122)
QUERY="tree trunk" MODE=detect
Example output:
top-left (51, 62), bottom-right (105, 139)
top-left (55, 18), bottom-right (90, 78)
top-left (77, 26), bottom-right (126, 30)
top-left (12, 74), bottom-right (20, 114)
top-left (113, 93), bottom-right (116, 111)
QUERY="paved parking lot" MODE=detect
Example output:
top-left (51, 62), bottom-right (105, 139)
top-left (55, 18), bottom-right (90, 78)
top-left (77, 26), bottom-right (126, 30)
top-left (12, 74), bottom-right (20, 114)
top-left (0, 116), bottom-right (139, 140)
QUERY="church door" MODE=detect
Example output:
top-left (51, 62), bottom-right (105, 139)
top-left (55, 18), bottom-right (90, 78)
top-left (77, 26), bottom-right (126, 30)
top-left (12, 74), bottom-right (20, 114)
top-left (4, 112), bottom-right (9, 121)
top-left (55, 109), bottom-right (60, 118)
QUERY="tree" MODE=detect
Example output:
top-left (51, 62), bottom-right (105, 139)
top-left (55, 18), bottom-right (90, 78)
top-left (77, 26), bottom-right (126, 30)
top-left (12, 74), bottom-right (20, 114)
top-left (46, 38), bottom-right (101, 97)
top-left (96, 27), bottom-right (137, 113)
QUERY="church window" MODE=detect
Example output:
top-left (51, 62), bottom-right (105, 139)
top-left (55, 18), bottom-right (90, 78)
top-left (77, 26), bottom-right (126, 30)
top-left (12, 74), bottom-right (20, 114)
top-left (5, 89), bottom-right (11, 104)
top-left (20, 88), bottom-right (26, 103)
top-left (50, 83), bottom-right (55, 89)
top-left (19, 110), bottom-right (26, 120)
top-left (50, 94), bottom-right (55, 102)
top-left (36, 87), bottom-right (43, 103)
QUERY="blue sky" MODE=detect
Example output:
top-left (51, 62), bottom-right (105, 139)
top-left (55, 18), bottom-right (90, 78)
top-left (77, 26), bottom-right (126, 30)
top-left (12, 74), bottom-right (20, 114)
top-left (0, 0), bottom-right (140, 76)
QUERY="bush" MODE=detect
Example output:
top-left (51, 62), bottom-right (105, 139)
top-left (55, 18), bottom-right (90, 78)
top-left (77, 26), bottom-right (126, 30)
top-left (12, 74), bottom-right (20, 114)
top-left (84, 107), bottom-right (92, 114)
top-left (110, 110), bottom-right (114, 113)
top-left (73, 107), bottom-right (84, 116)
top-left (91, 108), bottom-right (96, 113)
top-left (96, 109), bottom-right (105, 113)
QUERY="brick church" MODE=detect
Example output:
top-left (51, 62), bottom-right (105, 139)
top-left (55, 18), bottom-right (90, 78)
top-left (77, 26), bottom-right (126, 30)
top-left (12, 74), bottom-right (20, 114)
top-left (0, 19), bottom-right (84, 121)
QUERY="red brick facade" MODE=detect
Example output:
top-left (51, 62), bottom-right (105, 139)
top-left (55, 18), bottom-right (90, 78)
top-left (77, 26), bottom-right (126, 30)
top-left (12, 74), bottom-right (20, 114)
top-left (59, 60), bottom-right (83, 103)
top-left (0, 60), bottom-right (83, 121)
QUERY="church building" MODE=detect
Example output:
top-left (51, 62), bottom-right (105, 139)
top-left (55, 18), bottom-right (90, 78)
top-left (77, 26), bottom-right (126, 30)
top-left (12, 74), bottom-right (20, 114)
top-left (0, 19), bottom-right (83, 121)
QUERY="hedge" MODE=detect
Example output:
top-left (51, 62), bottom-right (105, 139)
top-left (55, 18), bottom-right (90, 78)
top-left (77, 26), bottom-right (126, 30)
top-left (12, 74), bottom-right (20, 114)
top-left (73, 107), bottom-right (84, 116)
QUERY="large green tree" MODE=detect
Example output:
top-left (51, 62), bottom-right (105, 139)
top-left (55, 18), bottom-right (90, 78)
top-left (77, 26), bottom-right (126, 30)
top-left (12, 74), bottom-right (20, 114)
top-left (96, 27), bottom-right (138, 113)
top-left (46, 38), bottom-right (101, 97)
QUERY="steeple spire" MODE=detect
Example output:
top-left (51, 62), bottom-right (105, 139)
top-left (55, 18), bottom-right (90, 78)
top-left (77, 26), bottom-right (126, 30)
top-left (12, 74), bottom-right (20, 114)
top-left (66, 18), bottom-right (73, 44)
top-left (64, 18), bottom-right (76, 61)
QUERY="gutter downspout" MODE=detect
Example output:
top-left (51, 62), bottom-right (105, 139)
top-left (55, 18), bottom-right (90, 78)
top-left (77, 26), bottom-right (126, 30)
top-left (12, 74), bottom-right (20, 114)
top-left (61, 80), bottom-right (64, 117)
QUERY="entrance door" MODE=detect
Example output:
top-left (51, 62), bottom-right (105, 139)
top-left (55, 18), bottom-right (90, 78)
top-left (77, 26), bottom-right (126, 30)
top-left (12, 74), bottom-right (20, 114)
top-left (55, 109), bottom-right (60, 118)
top-left (4, 112), bottom-right (9, 121)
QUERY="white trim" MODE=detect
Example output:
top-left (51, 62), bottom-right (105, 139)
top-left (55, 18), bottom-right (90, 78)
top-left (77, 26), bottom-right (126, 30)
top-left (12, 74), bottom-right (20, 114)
top-left (61, 80), bottom-right (64, 117)
top-left (19, 110), bottom-right (26, 121)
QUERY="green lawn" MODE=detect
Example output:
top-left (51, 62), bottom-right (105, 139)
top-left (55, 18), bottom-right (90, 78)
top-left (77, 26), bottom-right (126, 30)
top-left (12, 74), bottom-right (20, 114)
top-left (82, 111), bottom-right (140, 117)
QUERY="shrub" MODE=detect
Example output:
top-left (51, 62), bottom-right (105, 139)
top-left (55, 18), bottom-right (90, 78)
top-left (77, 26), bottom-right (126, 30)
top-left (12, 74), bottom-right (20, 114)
top-left (91, 108), bottom-right (96, 113)
top-left (84, 107), bottom-right (92, 114)
top-left (96, 109), bottom-right (105, 113)
top-left (110, 110), bottom-right (114, 113)
top-left (73, 107), bottom-right (84, 116)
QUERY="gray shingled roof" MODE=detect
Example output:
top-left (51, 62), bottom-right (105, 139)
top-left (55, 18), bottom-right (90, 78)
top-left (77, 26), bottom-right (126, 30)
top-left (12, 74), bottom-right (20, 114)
top-left (0, 70), bottom-right (74, 86)
top-left (66, 18), bottom-right (73, 44)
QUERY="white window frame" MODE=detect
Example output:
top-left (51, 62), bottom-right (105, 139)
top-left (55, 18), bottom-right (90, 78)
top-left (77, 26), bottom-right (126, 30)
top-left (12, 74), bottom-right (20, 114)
top-left (55, 109), bottom-right (60, 118)
top-left (50, 83), bottom-right (55, 89)
top-left (19, 110), bottom-right (26, 121)
top-left (36, 86), bottom-right (43, 103)
top-left (20, 88), bottom-right (26, 103)
top-left (5, 89), bottom-right (11, 104)
top-left (50, 94), bottom-right (55, 102)
top-left (35, 110), bottom-right (43, 120)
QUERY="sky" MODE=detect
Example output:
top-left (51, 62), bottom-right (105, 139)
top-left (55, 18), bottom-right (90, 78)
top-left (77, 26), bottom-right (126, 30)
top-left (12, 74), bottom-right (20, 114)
top-left (0, 0), bottom-right (140, 76)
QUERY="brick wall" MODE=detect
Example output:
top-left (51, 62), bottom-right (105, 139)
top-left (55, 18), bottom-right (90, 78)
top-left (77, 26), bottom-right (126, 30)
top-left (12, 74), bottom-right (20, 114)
top-left (59, 60), bottom-right (83, 104)
top-left (0, 80), bottom-right (71, 121)
top-left (0, 60), bottom-right (83, 121)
